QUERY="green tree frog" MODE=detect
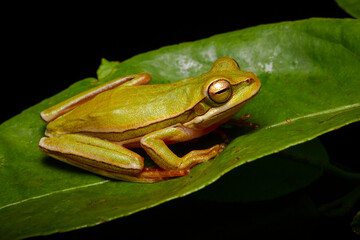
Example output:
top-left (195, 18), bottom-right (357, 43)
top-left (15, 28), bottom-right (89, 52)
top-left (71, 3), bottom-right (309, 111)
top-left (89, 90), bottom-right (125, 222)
top-left (39, 57), bottom-right (261, 182)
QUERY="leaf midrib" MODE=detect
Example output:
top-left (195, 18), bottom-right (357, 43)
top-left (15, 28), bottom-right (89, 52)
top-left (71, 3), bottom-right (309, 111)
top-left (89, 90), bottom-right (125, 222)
top-left (0, 180), bottom-right (110, 211)
top-left (2, 103), bottom-right (359, 212)
top-left (264, 103), bottom-right (360, 129)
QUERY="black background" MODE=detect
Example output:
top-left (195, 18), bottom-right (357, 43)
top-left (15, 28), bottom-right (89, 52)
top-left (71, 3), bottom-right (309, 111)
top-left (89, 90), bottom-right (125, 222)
top-left (3, 1), bottom-right (360, 239)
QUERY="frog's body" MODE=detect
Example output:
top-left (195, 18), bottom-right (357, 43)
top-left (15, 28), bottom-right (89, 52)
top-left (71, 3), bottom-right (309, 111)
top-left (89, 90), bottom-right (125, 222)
top-left (39, 57), bottom-right (261, 182)
top-left (46, 77), bottom-right (204, 145)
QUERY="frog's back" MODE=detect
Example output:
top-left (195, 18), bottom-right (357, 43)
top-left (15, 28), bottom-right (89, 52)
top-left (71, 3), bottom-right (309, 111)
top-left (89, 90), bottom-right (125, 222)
top-left (46, 78), bottom-right (204, 139)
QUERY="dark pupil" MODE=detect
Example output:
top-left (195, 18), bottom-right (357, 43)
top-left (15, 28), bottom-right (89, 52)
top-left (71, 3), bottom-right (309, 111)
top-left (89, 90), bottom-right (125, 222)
top-left (216, 88), bottom-right (228, 95)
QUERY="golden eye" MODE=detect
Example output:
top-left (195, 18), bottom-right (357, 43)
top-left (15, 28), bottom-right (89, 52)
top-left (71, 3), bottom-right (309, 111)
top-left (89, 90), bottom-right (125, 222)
top-left (208, 79), bottom-right (232, 103)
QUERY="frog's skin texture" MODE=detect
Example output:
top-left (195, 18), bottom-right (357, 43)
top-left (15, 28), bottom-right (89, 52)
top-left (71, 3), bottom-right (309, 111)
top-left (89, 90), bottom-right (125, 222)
top-left (39, 57), bottom-right (261, 182)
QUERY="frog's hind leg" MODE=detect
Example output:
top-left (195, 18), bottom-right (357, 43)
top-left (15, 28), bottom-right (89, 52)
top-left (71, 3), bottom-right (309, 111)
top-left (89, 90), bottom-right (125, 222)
top-left (140, 167), bottom-right (191, 179)
top-left (39, 133), bottom-right (164, 183)
top-left (41, 73), bottom-right (151, 122)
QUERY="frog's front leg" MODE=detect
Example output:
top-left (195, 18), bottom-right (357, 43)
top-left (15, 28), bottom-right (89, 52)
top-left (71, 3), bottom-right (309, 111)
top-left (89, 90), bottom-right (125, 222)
top-left (141, 126), bottom-right (226, 170)
top-left (39, 134), bottom-right (183, 183)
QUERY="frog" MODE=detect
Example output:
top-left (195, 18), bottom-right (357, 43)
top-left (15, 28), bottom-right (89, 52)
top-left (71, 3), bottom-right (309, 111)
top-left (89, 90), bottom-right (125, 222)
top-left (39, 57), bottom-right (261, 182)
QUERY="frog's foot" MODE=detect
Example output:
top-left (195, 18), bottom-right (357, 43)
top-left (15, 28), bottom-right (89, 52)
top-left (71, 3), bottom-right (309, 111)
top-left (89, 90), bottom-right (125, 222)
top-left (139, 167), bottom-right (191, 181)
top-left (178, 144), bottom-right (226, 169)
top-left (229, 113), bottom-right (259, 129)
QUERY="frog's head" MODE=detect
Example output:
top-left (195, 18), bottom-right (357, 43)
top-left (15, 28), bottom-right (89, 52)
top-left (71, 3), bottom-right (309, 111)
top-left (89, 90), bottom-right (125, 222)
top-left (205, 57), bottom-right (261, 105)
top-left (186, 57), bottom-right (261, 130)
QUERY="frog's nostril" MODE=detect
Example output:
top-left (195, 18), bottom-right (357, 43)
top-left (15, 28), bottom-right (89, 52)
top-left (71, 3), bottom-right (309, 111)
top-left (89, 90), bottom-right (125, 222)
top-left (242, 78), bottom-right (253, 84)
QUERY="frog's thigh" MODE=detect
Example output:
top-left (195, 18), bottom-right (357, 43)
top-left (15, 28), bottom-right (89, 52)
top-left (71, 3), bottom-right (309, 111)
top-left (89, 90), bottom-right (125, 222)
top-left (140, 127), bottom-right (225, 170)
top-left (39, 134), bottom-right (145, 181)
top-left (41, 73), bottom-right (151, 122)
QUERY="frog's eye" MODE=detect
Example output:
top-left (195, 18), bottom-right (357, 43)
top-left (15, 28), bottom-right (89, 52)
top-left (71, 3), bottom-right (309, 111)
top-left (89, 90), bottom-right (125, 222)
top-left (208, 79), bottom-right (232, 104)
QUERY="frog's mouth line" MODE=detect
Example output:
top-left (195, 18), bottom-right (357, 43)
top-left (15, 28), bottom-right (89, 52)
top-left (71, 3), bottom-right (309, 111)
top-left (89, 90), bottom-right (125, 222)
top-left (238, 86), bottom-right (261, 105)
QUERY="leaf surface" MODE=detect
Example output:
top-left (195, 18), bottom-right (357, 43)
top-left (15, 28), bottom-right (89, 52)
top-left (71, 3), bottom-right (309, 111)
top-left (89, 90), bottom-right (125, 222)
top-left (336, 0), bottom-right (360, 18)
top-left (192, 138), bottom-right (329, 202)
top-left (0, 18), bottom-right (359, 239)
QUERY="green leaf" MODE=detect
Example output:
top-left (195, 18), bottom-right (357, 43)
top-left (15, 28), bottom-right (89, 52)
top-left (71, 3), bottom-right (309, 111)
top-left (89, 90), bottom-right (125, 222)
top-left (192, 138), bottom-right (329, 202)
top-left (352, 211), bottom-right (360, 234)
top-left (0, 18), bottom-right (359, 239)
top-left (97, 58), bottom-right (121, 81)
top-left (336, 0), bottom-right (360, 18)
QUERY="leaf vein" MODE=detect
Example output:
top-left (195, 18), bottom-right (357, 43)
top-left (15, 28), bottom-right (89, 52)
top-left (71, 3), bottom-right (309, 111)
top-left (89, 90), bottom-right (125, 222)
top-left (0, 180), bottom-right (110, 211)
top-left (264, 103), bottom-right (360, 129)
